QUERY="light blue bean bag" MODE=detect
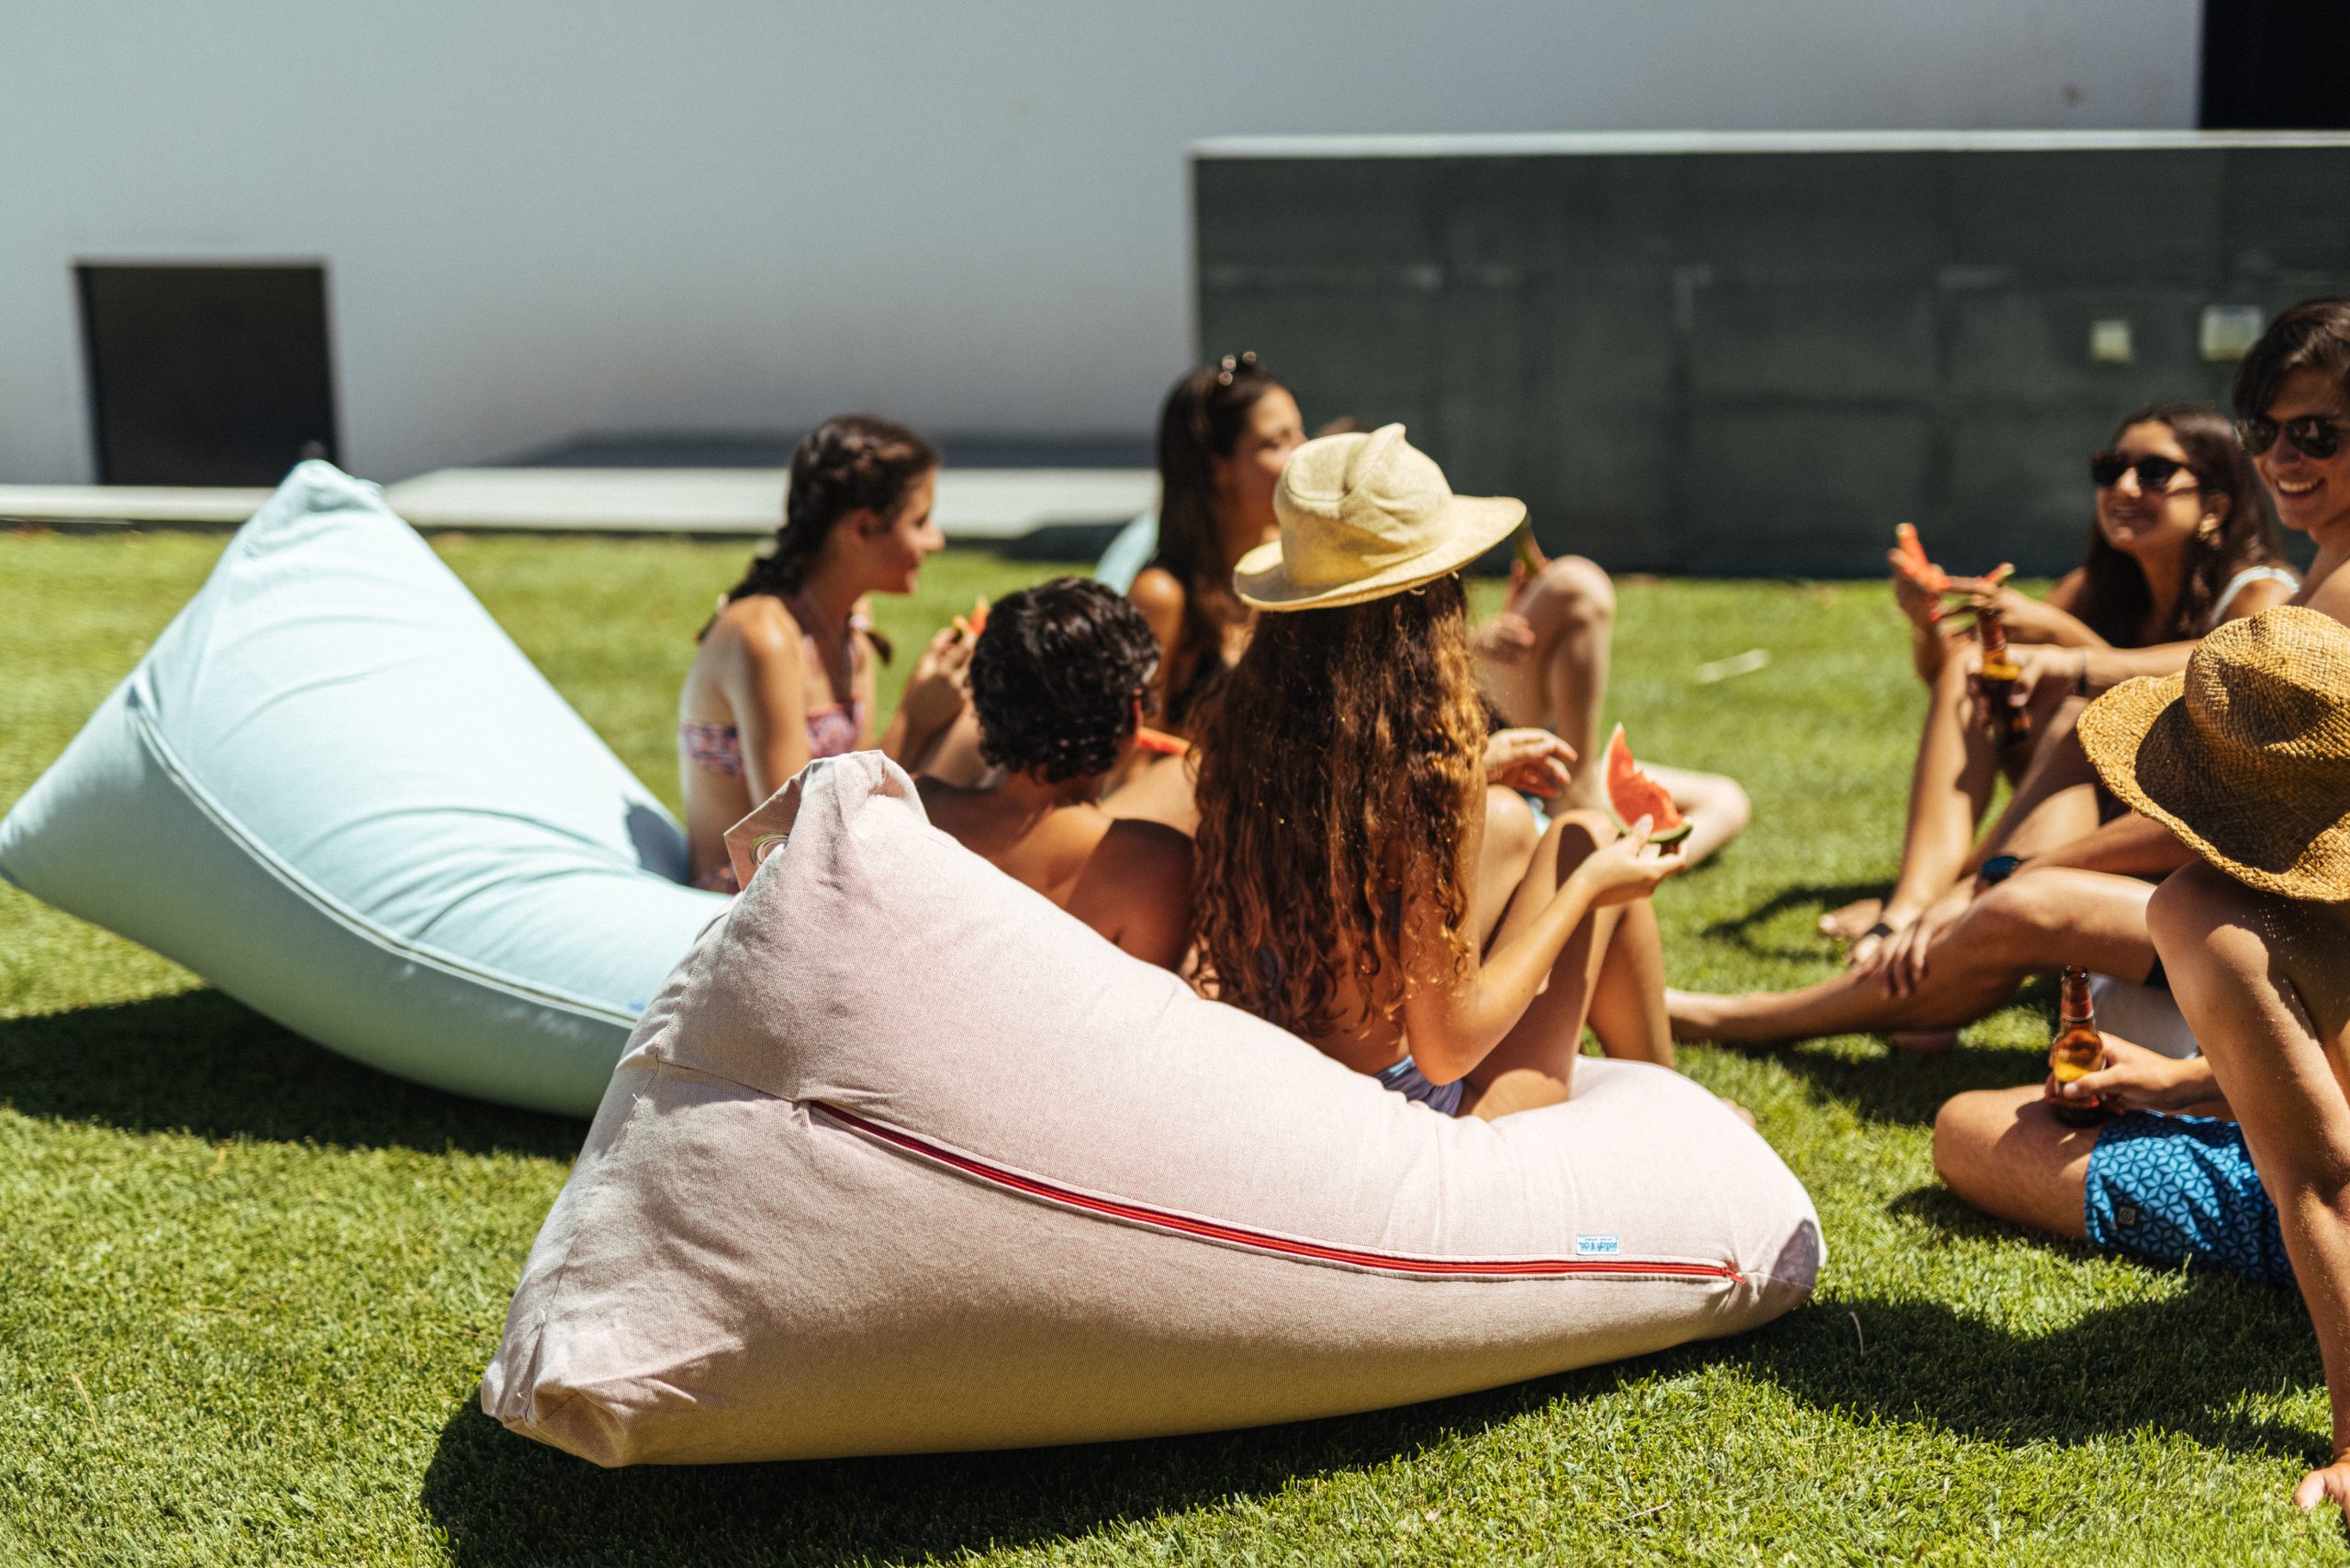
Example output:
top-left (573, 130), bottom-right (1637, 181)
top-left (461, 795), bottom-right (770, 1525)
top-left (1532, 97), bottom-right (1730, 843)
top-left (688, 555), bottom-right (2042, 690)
top-left (0, 462), bottom-right (728, 1115)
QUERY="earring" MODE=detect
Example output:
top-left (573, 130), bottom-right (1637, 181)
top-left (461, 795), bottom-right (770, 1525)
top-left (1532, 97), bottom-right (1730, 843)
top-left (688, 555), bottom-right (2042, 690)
top-left (2197, 515), bottom-right (2220, 540)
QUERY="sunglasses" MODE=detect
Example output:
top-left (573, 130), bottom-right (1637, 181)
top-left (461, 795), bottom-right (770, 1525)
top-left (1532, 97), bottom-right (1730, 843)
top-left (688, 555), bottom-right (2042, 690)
top-left (2088, 451), bottom-right (2199, 491)
top-left (2236, 414), bottom-right (2346, 462)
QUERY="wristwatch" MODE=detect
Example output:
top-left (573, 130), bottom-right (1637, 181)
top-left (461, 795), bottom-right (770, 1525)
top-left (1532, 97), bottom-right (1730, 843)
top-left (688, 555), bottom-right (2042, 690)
top-left (1979, 853), bottom-right (2023, 886)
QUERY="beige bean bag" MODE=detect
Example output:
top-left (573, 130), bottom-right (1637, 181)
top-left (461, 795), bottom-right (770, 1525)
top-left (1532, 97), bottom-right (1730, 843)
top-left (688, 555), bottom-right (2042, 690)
top-left (482, 754), bottom-right (1820, 1464)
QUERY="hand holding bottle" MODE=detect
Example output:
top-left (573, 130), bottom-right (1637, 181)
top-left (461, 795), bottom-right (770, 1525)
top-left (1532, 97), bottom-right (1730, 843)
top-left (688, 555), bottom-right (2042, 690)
top-left (2045, 1036), bottom-right (2218, 1115)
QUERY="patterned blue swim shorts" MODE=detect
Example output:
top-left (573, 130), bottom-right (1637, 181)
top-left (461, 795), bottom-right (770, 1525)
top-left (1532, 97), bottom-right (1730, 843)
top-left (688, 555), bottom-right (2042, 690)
top-left (2082, 1112), bottom-right (2293, 1287)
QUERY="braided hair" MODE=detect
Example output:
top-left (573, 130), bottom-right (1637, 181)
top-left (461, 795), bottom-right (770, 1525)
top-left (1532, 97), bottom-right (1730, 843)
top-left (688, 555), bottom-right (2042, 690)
top-left (700, 414), bottom-right (939, 644)
top-left (970, 578), bottom-right (1160, 783)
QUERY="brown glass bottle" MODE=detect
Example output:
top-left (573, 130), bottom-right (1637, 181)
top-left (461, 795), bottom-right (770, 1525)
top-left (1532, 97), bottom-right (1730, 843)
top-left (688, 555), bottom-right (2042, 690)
top-left (1975, 606), bottom-right (2033, 751)
top-left (2048, 966), bottom-right (2109, 1128)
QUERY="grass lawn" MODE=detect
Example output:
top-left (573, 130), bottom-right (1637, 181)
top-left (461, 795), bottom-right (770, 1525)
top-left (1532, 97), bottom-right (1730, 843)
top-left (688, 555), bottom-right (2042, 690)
top-left (1, 527), bottom-right (2341, 1564)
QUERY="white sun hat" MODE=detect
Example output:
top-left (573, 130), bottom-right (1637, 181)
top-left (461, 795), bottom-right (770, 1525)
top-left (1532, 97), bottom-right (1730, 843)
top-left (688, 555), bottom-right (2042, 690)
top-left (1235, 423), bottom-right (1527, 611)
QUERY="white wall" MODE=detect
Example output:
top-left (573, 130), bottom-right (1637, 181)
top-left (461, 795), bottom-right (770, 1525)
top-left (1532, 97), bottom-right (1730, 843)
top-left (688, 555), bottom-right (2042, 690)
top-left (0, 1), bottom-right (2201, 483)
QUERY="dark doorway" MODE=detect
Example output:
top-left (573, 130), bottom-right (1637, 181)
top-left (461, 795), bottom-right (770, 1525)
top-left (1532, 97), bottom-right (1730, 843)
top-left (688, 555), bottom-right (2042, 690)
top-left (77, 263), bottom-right (339, 486)
top-left (2200, 0), bottom-right (2350, 129)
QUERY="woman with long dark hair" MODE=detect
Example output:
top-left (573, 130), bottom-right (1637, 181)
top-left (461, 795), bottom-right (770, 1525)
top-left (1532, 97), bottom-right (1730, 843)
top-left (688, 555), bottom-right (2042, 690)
top-left (1826, 401), bottom-right (2294, 972)
top-left (678, 414), bottom-right (968, 890)
top-left (1192, 425), bottom-right (1683, 1120)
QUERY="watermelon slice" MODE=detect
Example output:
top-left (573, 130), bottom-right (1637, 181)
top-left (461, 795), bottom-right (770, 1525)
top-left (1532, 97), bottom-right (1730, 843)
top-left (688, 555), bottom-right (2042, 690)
top-left (1893, 522), bottom-right (1950, 594)
top-left (1604, 724), bottom-right (1691, 847)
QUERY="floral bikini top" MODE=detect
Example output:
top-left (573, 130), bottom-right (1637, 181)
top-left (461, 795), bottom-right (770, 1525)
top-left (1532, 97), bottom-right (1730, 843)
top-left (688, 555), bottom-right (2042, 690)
top-left (681, 608), bottom-right (869, 891)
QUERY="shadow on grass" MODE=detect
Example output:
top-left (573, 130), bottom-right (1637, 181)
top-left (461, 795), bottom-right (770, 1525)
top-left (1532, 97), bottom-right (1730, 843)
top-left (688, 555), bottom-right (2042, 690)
top-left (0, 989), bottom-right (586, 1159)
top-left (419, 1373), bottom-right (1567, 1567)
top-left (1758, 1278), bottom-right (2322, 1462)
top-left (418, 1265), bottom-right (2323, 1566)
top-left (1769, 1036), bottom-right (2050, 1129)
top-left (1700, 880), bottom-right (1886, 960)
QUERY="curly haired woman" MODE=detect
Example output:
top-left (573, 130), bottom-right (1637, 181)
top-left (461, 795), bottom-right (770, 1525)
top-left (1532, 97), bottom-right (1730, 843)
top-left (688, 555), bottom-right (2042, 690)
top-left (1111, 353), bottom-right (1749, 862)
top-left (679, 414), bottom-right (970, 891)
top-left (1192, 424), bottom-right (1684, 1121)
top-left (913, 577), bottom-right (1195, 969)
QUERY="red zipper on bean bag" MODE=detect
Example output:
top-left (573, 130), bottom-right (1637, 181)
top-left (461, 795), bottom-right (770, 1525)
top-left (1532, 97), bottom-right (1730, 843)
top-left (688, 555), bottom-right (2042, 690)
top-left (817, 1103), bottom-right (1740, 1282)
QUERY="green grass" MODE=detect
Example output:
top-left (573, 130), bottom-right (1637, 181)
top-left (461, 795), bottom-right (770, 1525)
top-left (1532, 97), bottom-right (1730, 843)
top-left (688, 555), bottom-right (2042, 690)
top-left (0, 529), bottom-right (2340, 1564)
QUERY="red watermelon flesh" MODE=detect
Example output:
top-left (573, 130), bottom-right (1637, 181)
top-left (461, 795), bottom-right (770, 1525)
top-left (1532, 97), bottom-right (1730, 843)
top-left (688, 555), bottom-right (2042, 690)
top-left (1604, 724), bottom-right (1691, 846)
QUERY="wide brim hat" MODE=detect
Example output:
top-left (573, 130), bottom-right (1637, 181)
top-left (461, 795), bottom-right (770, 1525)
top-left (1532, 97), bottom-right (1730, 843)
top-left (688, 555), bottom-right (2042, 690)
top-left (2078, 604), bottom-right (2350, 902)
top-left (1235, 423), bottom-right (1526, 611)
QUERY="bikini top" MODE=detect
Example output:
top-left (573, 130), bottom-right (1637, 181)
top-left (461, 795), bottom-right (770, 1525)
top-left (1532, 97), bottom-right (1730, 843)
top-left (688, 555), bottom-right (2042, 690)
top-left (681, 607), bottom-right (869, 778)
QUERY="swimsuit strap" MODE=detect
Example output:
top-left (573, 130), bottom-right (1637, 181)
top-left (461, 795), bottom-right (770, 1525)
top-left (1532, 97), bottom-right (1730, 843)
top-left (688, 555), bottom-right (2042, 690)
top-left (2210, 564), bottom-right (2300, 627)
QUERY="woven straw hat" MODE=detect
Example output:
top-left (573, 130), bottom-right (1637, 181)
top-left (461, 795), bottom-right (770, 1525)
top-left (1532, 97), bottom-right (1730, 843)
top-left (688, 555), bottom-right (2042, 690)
top-left (1235, 424), bottom-right (1525, 611)
top-left (2078, 605), bottom-right (2350, 902)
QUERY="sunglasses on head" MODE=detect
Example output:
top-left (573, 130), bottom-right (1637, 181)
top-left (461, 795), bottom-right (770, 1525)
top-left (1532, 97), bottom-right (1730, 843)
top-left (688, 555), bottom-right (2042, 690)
top-left (2088, 451), bottom-right (2198, 491)
top-left (2236, 413), bottom-right (2346, 462)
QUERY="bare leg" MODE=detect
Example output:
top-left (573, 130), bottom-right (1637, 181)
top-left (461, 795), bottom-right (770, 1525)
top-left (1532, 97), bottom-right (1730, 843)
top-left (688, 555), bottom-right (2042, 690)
top-left (1472, 786), bottom-right (1540, 949)
top-left (1853, 656), bottom-right (2002, 961)
top-left (1478, 555), bottom-right (1749, 861)
top-left (1669, 868), bottom-right (2157, 1045)
top-left (1975, 700), bottom-right (2101, 864)
top-left (1480, 556), bottom-right (1615, 807)
top-left (1931, 1084), bottom-right (2097, 1239)
top-left (1462, 809), bottom-right (1620, 1119)
top-left (1642, 763), bottom-right (1751, 868)
top-left (1586, 896), bottom-right (1673, 1068)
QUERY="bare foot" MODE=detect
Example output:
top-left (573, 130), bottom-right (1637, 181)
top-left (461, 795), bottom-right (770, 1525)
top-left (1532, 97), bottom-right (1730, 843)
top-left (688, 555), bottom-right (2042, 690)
top-left (1818, 896), bottom-right (1884, 942)
top-left (1845, 911), bottom-right (1918, 972)
top-left (1889, 1028), bottom-right (1959, 1054)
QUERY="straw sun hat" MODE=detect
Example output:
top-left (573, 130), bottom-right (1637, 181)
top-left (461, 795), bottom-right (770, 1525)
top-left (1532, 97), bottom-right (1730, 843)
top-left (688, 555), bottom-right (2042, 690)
top-left (2079, 605), bottom-right (2350, 902)
top-left (1234, 423), bottom-right (1525, 611)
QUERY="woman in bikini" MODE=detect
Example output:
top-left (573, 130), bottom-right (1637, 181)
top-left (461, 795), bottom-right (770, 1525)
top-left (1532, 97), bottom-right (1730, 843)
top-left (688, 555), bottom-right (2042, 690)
top-left (1818, 402), bottom-right (2294, 975)
top-left (678, 414), bottom-right (968, 891)
top-left (1191, 423), bottom-right (1683, 1121)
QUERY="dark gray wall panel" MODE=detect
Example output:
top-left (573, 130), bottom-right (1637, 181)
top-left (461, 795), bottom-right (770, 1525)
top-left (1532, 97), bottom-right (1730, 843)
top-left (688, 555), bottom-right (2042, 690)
top-left (1195, 136), bottom-right (2350, 575)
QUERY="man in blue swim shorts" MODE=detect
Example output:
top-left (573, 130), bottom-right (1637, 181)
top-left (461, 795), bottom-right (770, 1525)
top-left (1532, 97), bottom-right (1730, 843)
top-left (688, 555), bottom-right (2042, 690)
top-left (1931, 1027), bottom-right (2288, 1284)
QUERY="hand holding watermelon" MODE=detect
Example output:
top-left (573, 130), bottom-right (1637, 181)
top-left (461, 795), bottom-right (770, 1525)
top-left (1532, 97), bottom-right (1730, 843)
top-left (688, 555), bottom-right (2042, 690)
top-left (1888, 522), bottom-right (1953, 630)
top-left (1575, 816), bottom-right (1687, 906)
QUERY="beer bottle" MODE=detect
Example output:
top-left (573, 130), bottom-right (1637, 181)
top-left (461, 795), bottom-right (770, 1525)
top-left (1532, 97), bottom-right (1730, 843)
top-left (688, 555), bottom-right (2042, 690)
top-left (2048, 966), bottom-right (2109, 1128)
top-left (1975, 606), bottom-right (2032, 751)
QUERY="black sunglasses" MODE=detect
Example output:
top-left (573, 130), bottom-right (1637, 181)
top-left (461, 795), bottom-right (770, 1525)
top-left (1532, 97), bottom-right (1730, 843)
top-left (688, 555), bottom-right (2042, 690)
top-left (2236, 414), bottom-right (2346, 462)
top-left (2088, 451), bottom-right (2199, 491)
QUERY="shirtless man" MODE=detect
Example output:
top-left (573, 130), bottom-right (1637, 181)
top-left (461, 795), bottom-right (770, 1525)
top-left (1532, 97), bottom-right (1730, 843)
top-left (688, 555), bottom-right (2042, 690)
top-left (913, 577), bottom-right (1194, 969)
